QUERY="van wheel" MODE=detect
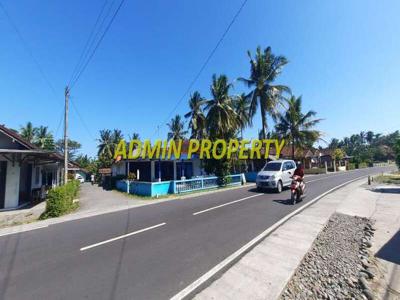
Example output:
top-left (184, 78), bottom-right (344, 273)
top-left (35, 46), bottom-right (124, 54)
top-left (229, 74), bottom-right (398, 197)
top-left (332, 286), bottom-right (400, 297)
top-left (276, 181), bottom-right (283, 193)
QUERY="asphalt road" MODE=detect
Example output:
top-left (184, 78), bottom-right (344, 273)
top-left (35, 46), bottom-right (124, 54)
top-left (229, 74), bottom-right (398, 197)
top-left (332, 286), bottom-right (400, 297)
top-left (0, 166), bottom-right (396, 300)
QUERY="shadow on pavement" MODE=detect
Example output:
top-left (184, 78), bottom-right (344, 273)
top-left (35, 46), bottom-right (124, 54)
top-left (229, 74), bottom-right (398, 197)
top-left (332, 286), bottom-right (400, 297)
top-left (273, 198), bottom-right (304, 205)
top-left (376, 230), bottom-right (400, 265)
top-left (371, 187), bottom-right (400, 194)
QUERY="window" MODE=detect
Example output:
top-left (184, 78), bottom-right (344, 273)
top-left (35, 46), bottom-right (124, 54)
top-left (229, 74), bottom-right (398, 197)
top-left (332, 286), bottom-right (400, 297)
top-left (264, 162), bottom-right (282, 171)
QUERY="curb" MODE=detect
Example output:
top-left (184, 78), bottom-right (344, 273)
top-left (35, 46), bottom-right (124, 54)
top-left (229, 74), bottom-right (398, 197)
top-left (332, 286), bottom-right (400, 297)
top-left (170, 174), bottom-right (371, 300)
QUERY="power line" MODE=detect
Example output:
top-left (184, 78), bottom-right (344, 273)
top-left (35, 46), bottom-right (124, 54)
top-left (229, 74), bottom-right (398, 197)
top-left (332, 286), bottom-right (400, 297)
top-left (0, 2), bottom-right (57, 95)
top-left (70, 98), bottom-right (95, 140)
top-left (70, 0), bottom-right (126, 89)
top-left (0, 2), bottom-right (94, 141)
top-left (68, 0), bottom-right (111, 87)
top-left (152, 0), bottom-right (249, 137)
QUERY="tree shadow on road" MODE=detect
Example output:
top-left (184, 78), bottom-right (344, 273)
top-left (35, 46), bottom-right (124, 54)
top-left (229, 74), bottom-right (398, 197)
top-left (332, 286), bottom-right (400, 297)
top-left (273, 199), bottom-right (303, 205)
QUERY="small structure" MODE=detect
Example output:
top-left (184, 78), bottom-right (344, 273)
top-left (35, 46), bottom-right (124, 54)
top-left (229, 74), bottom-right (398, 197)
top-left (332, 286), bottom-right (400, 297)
top-left (0, 124), bottom-right (65, 210)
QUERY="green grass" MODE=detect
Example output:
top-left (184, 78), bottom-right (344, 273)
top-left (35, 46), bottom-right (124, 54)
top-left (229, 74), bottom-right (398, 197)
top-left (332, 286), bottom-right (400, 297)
top-left (374, 172), bottom-right (400, 184)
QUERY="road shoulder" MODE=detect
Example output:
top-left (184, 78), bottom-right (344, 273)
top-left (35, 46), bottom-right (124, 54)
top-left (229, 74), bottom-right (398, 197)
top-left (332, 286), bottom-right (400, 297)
top-left (191, 179), bottom-right (400, 300)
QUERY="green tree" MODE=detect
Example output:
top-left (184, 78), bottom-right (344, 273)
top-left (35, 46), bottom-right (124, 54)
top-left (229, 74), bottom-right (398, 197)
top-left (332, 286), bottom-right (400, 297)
top-left (205, 74), bottom-right (238, 138)
top-left (35, 126), bottom-right (55, 150)
top-left (184, 91), bottom-right (206, 139)
top-left (395, 139), bottom-right (400, 168)
top-left (20, 121), bottom-right (37, 143)
top-left (234, 93), bottom-right (252, 139)
top-left (167, 115), bottom-right (187, 140)
top-left (239, 46), bottom-right (290, 139)
top-left (55, 139), bottom-right (81, 160)
top-left (275, 96), bottom-right (322, 159)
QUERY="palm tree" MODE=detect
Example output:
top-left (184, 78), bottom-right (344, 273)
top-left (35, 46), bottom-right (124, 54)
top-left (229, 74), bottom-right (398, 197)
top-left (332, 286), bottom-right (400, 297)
top-left (167, 115), bottom-right (187, 140)
top-left (239, 46), bottom-right (290, 139)
top-left (234, 93), bottom-right (251, 139)
top-left (129, 132), bottom-right (140, 140)
top-left (20, 121), bottom-right (37, 143)
top-left (97, 129), bottom-right (114, 157)
top-left (275, 96), bottom-right (322, 159)
top-left (205, 74), bottom-right (238, 138)
top-left (184, 91), bottom-right (206, 139)
top-left (35, 126), bottom-right (54, 150)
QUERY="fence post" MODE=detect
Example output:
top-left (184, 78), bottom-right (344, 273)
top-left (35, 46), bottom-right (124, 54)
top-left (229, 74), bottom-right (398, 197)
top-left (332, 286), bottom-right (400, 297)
top-left (201, 178), bottom-right (204, 189)
top-left (173, 181), bottom-right (177, 194)
top-left (126, 180), bottom-right (130, 194)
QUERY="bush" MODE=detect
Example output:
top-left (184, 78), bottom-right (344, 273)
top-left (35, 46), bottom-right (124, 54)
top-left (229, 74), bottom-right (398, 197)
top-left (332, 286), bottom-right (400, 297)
top-left (359, 162), bottom-right (368, 169)
top-left (348, 163), bottom-right (356, 170)
top-left (40, 180), bottom-right (80, 219)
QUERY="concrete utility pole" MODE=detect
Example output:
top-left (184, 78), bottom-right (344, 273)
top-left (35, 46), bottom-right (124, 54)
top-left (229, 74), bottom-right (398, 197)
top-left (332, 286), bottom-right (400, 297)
top-left (64, 86), bottom-right (69, 185)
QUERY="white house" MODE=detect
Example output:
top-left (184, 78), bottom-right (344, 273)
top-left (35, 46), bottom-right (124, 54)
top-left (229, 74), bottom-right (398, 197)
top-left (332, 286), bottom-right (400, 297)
top-left (0, 124), bottom-right (64, 210)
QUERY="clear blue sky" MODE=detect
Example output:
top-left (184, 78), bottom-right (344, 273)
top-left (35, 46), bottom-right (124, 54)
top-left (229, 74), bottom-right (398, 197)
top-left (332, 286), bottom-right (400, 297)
top-left (1, 0), bottom-right (399, 157)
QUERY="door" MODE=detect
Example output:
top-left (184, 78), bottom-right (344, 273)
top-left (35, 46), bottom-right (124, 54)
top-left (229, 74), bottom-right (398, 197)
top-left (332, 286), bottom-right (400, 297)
top-left (19, 163), bottom-right (32, 205)
top-left (282, 162), bottom-right (293, 185)
top-left (0, 161), bottom-right (7, 209)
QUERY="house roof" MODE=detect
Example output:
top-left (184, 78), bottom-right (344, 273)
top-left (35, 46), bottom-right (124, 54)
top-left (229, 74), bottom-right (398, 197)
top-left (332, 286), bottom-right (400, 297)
top-left (0, 124), bottom-right (37, 150)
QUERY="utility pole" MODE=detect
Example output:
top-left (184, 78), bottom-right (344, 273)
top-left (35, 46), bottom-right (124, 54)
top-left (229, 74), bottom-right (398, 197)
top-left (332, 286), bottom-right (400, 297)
top-left (64, 86), bottom-right (69, 185)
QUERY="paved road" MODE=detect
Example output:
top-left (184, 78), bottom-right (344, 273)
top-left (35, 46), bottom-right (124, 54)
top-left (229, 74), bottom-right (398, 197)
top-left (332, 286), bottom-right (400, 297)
top-left (0, 166), bottom-right (396, 300)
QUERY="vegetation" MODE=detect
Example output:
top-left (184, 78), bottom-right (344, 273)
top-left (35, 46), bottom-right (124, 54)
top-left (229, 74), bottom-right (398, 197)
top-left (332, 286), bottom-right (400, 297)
top-left (374, 173), bottom-right (400, 185)
top-left (20, 122), bottom-right (55, 150)
top-left (55, 139), bottom-right (81, 160)
top-left (167, 115), bottom-right (188, 140)
top-left (185, 91), bottom-right (206, 139)
top-left (40, 180), bottom-right (80, 219)
top-left (329, 130), bottom-right (400, 166)
top-left (238, 46), bottom-right (290, 139)
top-left (275, 96), bottom-right (322, 159)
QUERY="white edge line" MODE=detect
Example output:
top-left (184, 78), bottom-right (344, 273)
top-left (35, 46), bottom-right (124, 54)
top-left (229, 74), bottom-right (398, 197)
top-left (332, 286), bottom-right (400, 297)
top-left (192, 194), bottom-right (262, 215)
top-left (170, 174), bottom-right (369, 300)
top-left (80, 222), bottom-right (166, 251)
top-left (0, 224), bottom-right (49, 238)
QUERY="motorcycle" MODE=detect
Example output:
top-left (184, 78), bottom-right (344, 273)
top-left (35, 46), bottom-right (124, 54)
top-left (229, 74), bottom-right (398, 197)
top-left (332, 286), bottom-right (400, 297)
top-left (290, 175), bottom-right (305, 205)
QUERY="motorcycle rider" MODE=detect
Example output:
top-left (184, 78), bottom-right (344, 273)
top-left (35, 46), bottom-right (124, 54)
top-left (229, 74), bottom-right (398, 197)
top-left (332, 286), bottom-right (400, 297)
top-left (293, 162), bottom-right (305, 194)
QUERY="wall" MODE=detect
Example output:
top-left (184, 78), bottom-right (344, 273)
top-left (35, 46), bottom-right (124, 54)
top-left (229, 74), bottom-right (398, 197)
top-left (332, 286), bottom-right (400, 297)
top-left (4, 162), bottom-right (20, 208)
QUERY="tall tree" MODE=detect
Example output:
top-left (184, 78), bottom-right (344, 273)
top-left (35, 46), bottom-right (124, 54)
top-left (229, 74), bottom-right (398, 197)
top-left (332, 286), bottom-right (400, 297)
top-left (275, 96), bottom-right (322, 159)
top-left (129, 132), bottom-right (140, 140)
top-left (239, 46), bottom-right (290, 139)
top-left (167, 115), bottom-right (187, 140)
top-left (55, 139), bottom-right (81, 160)
top-left (35, 126), bottom-right (55, 150)
top-left (20, 121), bottom-right (37, 143)
top-left (205, 74), bottom-right (238, 138)
top-left (184, 91), bottom-right (206, 139)
top-left (97, 129), bottom-right (114, 158)
top-left (234, 93), bottom-right (252, 139)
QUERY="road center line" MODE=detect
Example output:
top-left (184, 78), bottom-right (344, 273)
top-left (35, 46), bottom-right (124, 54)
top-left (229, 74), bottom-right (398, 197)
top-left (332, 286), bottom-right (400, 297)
top-left (80, 222), bottom-right (166, 251)
top-left (193, 194), bottom-right (263, 216)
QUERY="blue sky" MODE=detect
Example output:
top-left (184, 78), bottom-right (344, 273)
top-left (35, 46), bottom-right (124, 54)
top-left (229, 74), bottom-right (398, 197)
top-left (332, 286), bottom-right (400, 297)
top-left (1, 0), bottom-right (399, 157)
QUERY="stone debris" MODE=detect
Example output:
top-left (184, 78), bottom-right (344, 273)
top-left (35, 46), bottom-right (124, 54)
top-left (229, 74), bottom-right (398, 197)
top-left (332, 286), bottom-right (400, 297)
top-left (280, 213), bottom-right (376, 300)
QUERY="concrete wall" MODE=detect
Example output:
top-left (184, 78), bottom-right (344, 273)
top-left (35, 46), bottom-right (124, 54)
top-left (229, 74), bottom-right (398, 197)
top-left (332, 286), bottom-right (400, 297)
top-left (4, 162), bottom-right (20, 208)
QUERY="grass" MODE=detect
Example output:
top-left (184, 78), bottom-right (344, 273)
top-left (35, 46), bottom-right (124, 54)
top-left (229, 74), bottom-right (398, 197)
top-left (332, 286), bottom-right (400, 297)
top-left (374, 172), bottom-right (400, 185)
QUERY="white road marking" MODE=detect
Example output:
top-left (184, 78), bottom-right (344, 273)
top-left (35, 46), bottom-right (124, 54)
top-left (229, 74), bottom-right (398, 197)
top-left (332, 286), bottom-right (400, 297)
top-left (171, 174), bottom-right (370, 300)
top-left (80, 222), bottom-right (166, 251)
top-left (192, 194), bottom-right (263, 216)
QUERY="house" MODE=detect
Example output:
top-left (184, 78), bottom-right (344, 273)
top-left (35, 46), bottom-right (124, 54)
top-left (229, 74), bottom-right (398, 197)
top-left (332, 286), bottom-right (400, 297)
top-left (0, 124), bottom-right (64, 210)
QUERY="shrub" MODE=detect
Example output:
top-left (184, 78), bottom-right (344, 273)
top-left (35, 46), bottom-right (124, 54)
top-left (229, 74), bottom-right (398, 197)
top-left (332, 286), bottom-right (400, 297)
top-left (359, 162), bottom-right (368, 169)
top-left (40, 180), bottom-right (80, 219)
top-left (348, 163), bottom-right (356, 170)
